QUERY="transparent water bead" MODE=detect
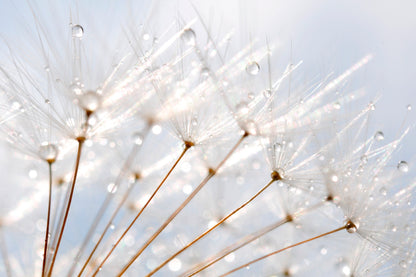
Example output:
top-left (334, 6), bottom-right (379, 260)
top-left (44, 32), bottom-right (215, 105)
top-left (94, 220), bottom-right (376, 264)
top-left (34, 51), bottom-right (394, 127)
top-left (39, 144), bottom-right (58, 162)
top-left (79, 91), bottom-right (100, 112)
top-left (246, 61), bottom-right (260, 75)
top-left (72, 24), bottom-right (84, 38)
top-left (181, 28), bottom-right (196, 46)
top-left (132, 132), bottom-right (143, 145)
top-left (374, 131), bottom-right (384, 141)
top-left (345, 221), bottom-right (358, 233)
top-left (397, 161), bottom-right (409, 172)
top-left (263, 89), bottom-right (272, 98)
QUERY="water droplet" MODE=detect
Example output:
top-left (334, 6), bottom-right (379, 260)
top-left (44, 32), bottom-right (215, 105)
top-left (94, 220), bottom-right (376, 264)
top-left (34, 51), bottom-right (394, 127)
top-left (200, 67), bottom-right (210, 78)
top-left (379, 187), bottom-right (387, 196)
top-left (45, 99), bottom-right (50, 104)
top-left (39, 144), bottom-right (58, 162)
top-left (374, 131), bottom-right (384, 141)
top-left (360, 155), bottom-right (368, 164)
top-left (407, 104), bottom-right (412, 111)
top-left (273, 143), bottom-right (282, 152)
top-left (12, 101), bottom-right (21, 110)
top-left (79, 91), bottom-right (100, 112)
top-left (246, 61), bottom-right (260, 75)
top-left (236, 101), bottom-right (249, 115)
top-left (245, 120), bottom-right (258, 135)
top-left (397, 161), bottom-right (409, 172)
top-left (320, 247), bottom-right (327, 255)
top-left (399, 260), bottom-right (407, 268)
top-left (345, 221), bottom-right (358, 233)
top-left (368, 101), bottom-right (376, 111)
top-left (331, 174), bottom-right (339, 182)
top-left (191, 117), bottom-right (198, 126)
top-left (107, 183), bottom-right (117, 194)
top-left (333, 102), bottom-right (341, 110)
top-left (72, 25), bottom-right (84, 38)
top-left (181, 28), bottom-right (196, 46)
top-left (110, 224), bottom-right (115, 230)
top-left (263, 89), bottom-right (272, 98)
top-left (132, 132), bottom-right (143, 145)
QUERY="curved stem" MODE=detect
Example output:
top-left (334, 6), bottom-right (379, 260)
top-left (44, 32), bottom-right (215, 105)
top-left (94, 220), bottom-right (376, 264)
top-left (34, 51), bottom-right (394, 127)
top-left (148, 178), bottom-right (276, 276)
top-left (183, 201), bottom-right (326, 276)
top-left (68, 134), bottom-right (147, 277)
top-left (47, 139), bottom-right (84, 277)
top-left (42, 162), bottom-right (53, 277)
top-left (91, 145), bottom-right (192, 276)
top-left (219, 225), bottom-right (347, 277)
top-left (76, 178), bottom-right (139, 276)
top-left (116, 133), bottom-right (248, 276)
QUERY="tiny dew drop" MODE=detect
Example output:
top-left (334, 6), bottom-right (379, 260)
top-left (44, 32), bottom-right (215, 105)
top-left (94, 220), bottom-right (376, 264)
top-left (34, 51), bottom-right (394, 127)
top-left (407, 104), bottom-right (412, 111)
top-left (132, 132), bottom-right (143, 145)
top-left (397, 161), bottom-right (409, 173)
top-left (263, 89), bottom-right (272, 98)
top-left (236, 101), bottom-right (249, 115)
top-left (245, 61), bottom-right (260, 75)
top-left (181, 28), bottom-right (196, 46)
top-left (191, 117), bottom-right (198, 126)
top-left (333, 102), bottom-right (341, 110)
top-left (72, 24), bottom-right (84, 38)
top-left (374, 131), bottom-right (384, 141)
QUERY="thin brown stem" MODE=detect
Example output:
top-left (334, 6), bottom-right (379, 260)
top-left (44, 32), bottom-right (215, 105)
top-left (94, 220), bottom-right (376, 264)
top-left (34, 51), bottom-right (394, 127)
top-left (92, 144), bottom-right (192, 276)
top-left (185, 217), bottom-right (290, 277)
top-left (77, 177), bottom-right (139, 276)
top-left (116, 133), bottom-right (248, 276)
top-left (42, 162), bottom-right (53, 277)
top-left (148, 177), bottom-right (276, 276)
top-left (0, 229), bottom-right (12, 277)
top-left (184, 201), bottom-right (326, 276)
top-left (47, 139), bottom-right (84, 277)
top-left (68, 129), bottom-right (148, 277)
top-left (219, 225), bottom-right (347, 277)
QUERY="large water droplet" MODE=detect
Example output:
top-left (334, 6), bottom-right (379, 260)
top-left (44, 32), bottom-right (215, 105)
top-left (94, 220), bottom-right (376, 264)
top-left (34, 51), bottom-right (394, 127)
top-left (181, 28), bottom-right (196, 46)
top-left (374, 131), bottom-right (384, 141)
top-left (39, 144), bottom-right (58, 162)
top-left (79, 91), bottom-right (100, 112)
top-left (397, 161), bottom-right (409, 172)
top-left (345, 221), bottom-right (358, 233)
top-left (72, 25), bottom-right (84, 38)
top-left (246, 61), bottom-right (260, 75)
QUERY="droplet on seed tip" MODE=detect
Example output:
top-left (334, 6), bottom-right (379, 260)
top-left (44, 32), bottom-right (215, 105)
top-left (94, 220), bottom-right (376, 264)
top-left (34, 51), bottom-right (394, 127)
top-left (72, 25), bottom-right (84, 38)
top-left (39, 143), bottom-right (58, 162)
top-left (79, 91), bottom-right (100, 112)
